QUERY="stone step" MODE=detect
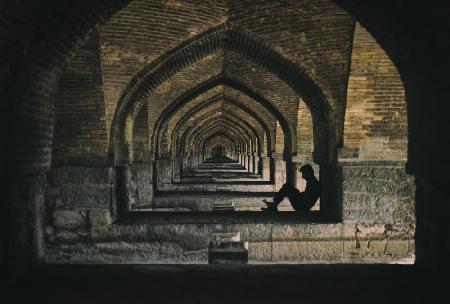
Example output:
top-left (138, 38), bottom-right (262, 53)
top-left (208, 241), bottom-right (249, 264)
top-left (211, 231), bottom-right (241, 242)
top-left (213, 201), bottom-right (235, 212)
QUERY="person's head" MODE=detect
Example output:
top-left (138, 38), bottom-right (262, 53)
top-left (299, 164), bottom-right (315, 181)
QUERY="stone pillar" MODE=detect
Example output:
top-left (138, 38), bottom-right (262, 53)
top-left (247, 154), bottom-right (253, 173)
top-left (114, 143), bottom-right (132, 166)
top-left (191, 154), bottom-right (200, 169)
top-left (3, 175), bottom-right (46, 277)
top-left (318, 162), bottom-right (340, 219)
top-left (286, 160), bottom-right (297, 186)
top-left (116, 165), bottom-right (132, 215)
top-left (273, 153), bottom-right (286, 189)
top-left (255, 156), bottom-right (261, 175)
top-left (261, 157), bottom-right (271, 181)
top-left (409, 176), bottom-right (449, 272)
top-left (128, 162), bottom-right (153, 208)
top-left (172, 156), bottom-right (181, 182)
top-left (155, 157), bottom-right (172, 191)
top-left (190, 155), bottom-right (195, 168)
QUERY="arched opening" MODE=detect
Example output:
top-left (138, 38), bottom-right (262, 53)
top-left (43, 1), bottom-right (413, 265)
top-left (8, 0), bottom-right (444, 274)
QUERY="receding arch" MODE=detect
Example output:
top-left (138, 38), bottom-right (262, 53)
top-left (176, 108), bottom-right (263, 159)
top-left (187, 119), bottom-right (252, 156)
top-left (158, 94), bottom-right (268, 157)
top-left (146, 76), bottom-right (295, 178)
top-left (110, 25), bottom-right (335, 172)
top-left (165, 94), bottom-right (272, 158)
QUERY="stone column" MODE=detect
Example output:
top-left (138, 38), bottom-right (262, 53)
top-left (253, 155), bottom-right (261, 174)
top-left (114, 142), bottom-right (132, 166)
top-left (273, 153), bottom-right (286, 189)
top-left (3, 175), bottom-right (46, 277)
top-left (260, 157), bottom-right (271, 181)
top-left (247, 154), bottom-right (253, 173)
top-left (172, 156), bottom-right (182, 182)
top-left (155, 156), bottom-right (172, 191)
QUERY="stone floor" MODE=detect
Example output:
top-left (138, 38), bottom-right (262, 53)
top-left (7, 264), bottom-right (443, 304)
top-left (181, 158), bottom-right (264, 182)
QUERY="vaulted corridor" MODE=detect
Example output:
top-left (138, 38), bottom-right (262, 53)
top-left (1, 0), bottom-right (450, 303)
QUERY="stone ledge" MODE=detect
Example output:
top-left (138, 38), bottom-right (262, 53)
top-left (116, 211), bottom-right (335, 225)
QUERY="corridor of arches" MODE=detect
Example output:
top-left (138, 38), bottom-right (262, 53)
top-left (2, 0), bottom-right (450, 302)
top-left (38, 0), bottom-right (414, 264)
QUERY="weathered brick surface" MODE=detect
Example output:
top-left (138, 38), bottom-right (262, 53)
top-left (164, 93), bottom-right (271, 156)
top-left (344, 23), bottom-right (407, 160)
top-left (132, 104), bottom-right (149, 162)
top-left (99, 0), bottom-right (228, 134)
top-left (296, 101), bottom-right (314, 160)
top-left (53, 33), bottom-right (109, 163)
top-left (2, 0), bottom-right (450, 274)
top-left (146, 52), bottom-right (224, 154)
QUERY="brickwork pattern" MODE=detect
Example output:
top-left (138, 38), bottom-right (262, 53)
top-left (344, 23), bottom-right (407, 160)
top-left (132, 104), bottom-right (149, 162)
top-left (53, 33), bottom-right (108, 163)
top-left (4, 0), bottom-right (450, 272)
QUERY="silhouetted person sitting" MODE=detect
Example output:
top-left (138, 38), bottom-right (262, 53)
top-left (262, 164), bottom-right (320, 212)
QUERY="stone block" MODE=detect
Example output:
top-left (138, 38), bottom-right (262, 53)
top-left (93, 242), bottom-right (176, 262)
top-left (342, 239), bottom-right (413, 263)
top-left (248, 242), bottom-right (272, 262)
top-left (52, 166), bottom-right (111, 186)
top-left (54, 230), bottom-right (83, 242)
top-left (387, 222), bottom-right (415, 239)
top-left (384, 239), bottom-right (415, 259)
top-left (271, 223), bottom-right (342, 241)
top-left (211, 230), bottom-right (241, 242)
top-left (343, 209), bottom-right (395, 223)
top-left (89, 209), bottom-right (112, 226)
top-left (272, 241), bottom-right (343, 263)
top-left (342, 221), bottom-right (386, 238)
top-left (343, 179), bottom-right (397, 194)
top-left (236, 223), bottom-right (272, 241)
top-left (130, 163), bottom-right (153, 204)
top-left (61, 184), bottom-right (112, 208)
top-left (208, 241), bottom-right (248, 264)
top-left (53, 209), bottom-right (87, 229)
top-left (342, 193), bottom-right (377, 209)
top-left (150, 224), bottom-right (212, 250)
top-left (90, 226), bottom-right (115, 242)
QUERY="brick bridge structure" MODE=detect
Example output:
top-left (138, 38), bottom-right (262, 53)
top-left (1, 1), bottom-right (449, 303)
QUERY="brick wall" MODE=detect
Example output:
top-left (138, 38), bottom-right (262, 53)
top-left (99, 0), bottom-right (228, 135)
top-left (146, 52), bottom-right (225, 155)
top-left (53, 33), bottom-right (108, 163)
top-left (132, 104), bottom-right (149, 162)
top-left (344, 23), bottom-right (407, 161)
top-left (228, 0), bottom-right (355, 141)
top-left (164, 94), bottom-right (269, 157)
top-left (296, 101), bottom-right (314, 161)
